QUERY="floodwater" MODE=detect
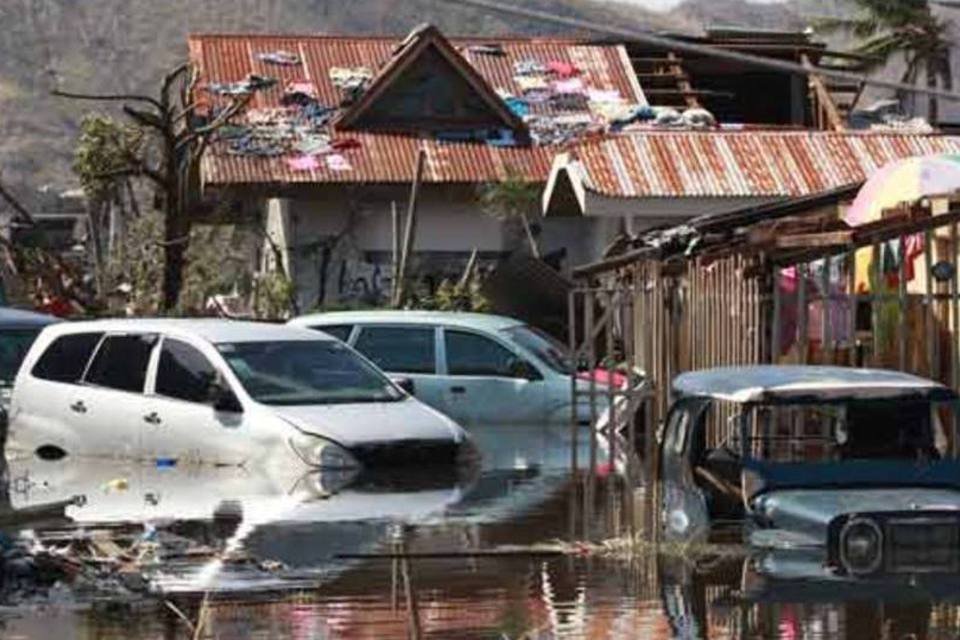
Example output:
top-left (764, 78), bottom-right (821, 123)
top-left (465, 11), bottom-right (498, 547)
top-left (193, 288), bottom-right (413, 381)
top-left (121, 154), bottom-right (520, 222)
top-left (2, 425), bottom-right (959, 639)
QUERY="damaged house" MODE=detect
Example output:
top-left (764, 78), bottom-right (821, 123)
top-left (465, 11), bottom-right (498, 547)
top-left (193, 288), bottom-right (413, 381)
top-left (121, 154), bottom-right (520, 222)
top-left (189, 25), bottom-right (645, 310)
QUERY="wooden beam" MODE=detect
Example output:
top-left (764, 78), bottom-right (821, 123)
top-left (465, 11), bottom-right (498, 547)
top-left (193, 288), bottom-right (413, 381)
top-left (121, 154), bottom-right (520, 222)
top-left (773, 230), bottom-right (853, 249)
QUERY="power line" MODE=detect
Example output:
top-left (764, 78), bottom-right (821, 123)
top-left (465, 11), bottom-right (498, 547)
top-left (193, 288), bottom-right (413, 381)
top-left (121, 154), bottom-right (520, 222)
top-left (440, 0), bottom-right (960, 102)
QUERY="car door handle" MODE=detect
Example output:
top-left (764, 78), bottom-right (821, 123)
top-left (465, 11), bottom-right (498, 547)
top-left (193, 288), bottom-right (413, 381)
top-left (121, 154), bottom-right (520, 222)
top-left (143, 412), bottom-right (162, 425)
top-left (450, 386), bottom-right (466, 394)
top-left (69, 400), bottom-right (87, 414)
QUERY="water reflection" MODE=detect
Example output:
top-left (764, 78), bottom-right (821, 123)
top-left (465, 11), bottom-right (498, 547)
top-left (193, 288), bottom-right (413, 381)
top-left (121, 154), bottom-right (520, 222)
top-left (2, 424), bottom-right (960, 638)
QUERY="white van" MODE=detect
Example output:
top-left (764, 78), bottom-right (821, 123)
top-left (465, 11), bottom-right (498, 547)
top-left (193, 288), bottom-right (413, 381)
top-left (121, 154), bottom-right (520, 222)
top-left (7, 319), bottom-right (471, 470)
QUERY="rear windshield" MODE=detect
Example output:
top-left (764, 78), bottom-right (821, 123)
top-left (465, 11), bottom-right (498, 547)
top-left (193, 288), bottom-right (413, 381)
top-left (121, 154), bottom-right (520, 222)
top-left (217, 340), bottom-right (403, 406)
top-left (730, 400), bottom-right (957, 463)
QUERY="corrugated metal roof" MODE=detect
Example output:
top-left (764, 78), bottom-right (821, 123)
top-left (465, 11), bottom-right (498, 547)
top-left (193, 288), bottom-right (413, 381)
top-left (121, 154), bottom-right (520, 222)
top-left (189, 33), bottom-right (639, 187)
top-left (573, 131), bottom-right (960, 198)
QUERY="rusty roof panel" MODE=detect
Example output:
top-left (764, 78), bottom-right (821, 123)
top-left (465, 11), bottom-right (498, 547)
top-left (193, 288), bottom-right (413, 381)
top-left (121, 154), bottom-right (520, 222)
top-left (575, 132), bottom-right (960, 198)
top-left (190, 33), bottom-right (638, 187)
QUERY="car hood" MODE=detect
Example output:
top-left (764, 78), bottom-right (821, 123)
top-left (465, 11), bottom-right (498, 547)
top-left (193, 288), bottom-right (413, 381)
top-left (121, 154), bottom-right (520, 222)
top-left (754, 488), bottom-right (960, 541)
top-left (273, 397), bottom-right (465, 447)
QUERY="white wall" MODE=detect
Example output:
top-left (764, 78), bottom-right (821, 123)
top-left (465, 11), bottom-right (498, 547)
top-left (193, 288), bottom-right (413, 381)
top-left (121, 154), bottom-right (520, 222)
top-left (266, 184), bottom-right (621, 310)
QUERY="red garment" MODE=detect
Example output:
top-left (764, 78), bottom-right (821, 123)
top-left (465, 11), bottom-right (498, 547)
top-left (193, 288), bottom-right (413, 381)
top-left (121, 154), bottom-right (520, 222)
top-left (36, 297), bottom-right (72, 318)
top-left (331, 138), bottom-right (361, 151)
top-left (547, 60), bottom-right (579, 78)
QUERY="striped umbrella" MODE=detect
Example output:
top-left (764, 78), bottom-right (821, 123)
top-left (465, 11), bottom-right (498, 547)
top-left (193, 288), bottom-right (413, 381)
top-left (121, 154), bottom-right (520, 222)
top-left (847, 154), bottom-right (960, 291)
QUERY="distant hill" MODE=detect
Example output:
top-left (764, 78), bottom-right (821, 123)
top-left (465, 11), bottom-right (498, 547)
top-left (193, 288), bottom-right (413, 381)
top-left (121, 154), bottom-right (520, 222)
top-left (0, 0), bottom-right (834, 208)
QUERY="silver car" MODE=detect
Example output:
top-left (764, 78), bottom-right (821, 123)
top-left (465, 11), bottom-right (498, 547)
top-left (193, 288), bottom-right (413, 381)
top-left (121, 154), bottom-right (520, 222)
top-left (289, 311), bottom-right (604, 427)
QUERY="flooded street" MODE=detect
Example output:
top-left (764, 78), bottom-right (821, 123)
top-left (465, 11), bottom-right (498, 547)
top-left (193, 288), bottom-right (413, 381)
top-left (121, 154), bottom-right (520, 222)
top-left (1, 425), bottom-right (959, 639)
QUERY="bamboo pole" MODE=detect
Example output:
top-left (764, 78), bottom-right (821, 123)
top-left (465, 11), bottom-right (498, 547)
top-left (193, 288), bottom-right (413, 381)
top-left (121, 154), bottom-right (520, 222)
top-left (392, 149), bottom-right (426, 308)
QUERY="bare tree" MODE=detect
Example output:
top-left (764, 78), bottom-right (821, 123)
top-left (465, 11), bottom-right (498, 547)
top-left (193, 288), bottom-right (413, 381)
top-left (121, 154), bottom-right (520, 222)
top-left (53, 62), bottom-right (254, 310)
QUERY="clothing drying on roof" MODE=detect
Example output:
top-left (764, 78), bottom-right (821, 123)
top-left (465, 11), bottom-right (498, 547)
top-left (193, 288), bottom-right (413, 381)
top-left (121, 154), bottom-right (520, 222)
top-left (257, 51), bottom-right (301, 66)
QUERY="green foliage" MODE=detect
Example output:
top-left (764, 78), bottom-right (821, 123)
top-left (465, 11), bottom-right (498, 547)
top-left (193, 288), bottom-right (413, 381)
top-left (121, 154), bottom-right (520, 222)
top-left (817, 0), bottom-right (952, 118)
top-left (415, 278), bottom-right (490, 312)
top-left (103, 210), bottom-right (259, 316)
top-left (252, 270), bottom-right (297, 320)
top-left (478, 165), bottom-right (539, 222)
top-left (72, 114), bottom-right (143, 200)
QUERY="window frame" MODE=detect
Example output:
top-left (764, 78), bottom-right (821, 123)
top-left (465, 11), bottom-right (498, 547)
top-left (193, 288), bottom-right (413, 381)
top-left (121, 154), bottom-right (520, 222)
top-left (150, 336), bottom-right (222, 406)
top-left (30, 331), bottom-right (106, 385)
top-left (351, 324), bottom-right (441, 375)
top-left (311, 324), bottom-right (356, 343)
top-left (440, 327), bottom-right (538, 379)
top-left (80, 332), bottom-right (159, 395)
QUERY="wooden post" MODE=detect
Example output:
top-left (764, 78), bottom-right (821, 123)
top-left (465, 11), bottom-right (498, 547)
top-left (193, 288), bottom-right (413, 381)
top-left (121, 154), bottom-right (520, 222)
top-left (393, 149), bottom-right (426, 308)
top-left (391, 200), bottom-right (401, 297)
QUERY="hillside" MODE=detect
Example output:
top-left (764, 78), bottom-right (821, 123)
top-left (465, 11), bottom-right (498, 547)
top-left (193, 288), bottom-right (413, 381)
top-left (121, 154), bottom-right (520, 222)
top-left (0, 0), bottom-right (817, 207)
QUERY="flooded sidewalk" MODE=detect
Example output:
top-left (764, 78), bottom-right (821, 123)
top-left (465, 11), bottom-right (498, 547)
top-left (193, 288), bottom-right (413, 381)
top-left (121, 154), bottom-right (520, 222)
top-left (0, 424), bottom-right (958, 639)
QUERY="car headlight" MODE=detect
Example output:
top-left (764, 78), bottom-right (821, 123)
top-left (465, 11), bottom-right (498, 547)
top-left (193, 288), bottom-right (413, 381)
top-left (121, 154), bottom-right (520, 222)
top-left (288, 434), bottom-right (360, 470)
top-left (840, 517), bottom-right (883, 575)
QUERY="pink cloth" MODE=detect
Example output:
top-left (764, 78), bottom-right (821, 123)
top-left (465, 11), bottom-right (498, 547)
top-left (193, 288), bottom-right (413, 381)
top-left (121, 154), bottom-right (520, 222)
top-left (552, 78), bottom-right (585, 95)
top-left (287, 155), bottom-right (319, 171)
top-left (547, 60), bottom-right (579, 78)
top-left (285, 81), bottom-right (316, 96)
top-left (326, 153), bottom-right (353, 171)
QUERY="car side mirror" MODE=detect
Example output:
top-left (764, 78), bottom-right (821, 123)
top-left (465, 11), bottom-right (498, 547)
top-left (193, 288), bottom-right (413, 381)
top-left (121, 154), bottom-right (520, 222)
top-left (210, 376), bottom-right (243, 413)
top-left (391, 376), bottom-right (415, 396)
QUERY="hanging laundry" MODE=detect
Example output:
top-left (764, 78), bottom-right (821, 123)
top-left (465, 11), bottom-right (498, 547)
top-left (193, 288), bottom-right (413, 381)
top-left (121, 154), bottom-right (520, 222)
top-left (523, 89), bottom-right (552, 104)
top-left (592, 101), bottom-right (634, 124)
top-left (466, 43), bottom-right (506, 56)
top-left (329, 66), bottom-right (374, 90)
top-left (227, 136), bottom-right (286, 157)
top-left (547, 60), bottom-right (579, 78)
top-left (513, 59), bottom-right (547, 76)
top-left (504, 96), bottom-right (530, 117)
top-left (294, 134), bottom-right (332, 156)
top-left (653, 107), bottom-right (683, 127)
top-left (257, 51), bottom-right (301, 66)
top-left (550, 93), bottom-right (589, 111)
top-left (681, 108), bottom-right (717, 129)
top-left (587, 88), bottom-right (623, 104)
top-left (607, 104), bottom-right (657, 130)
top-left (516, 76), bottom-right (548, 92)
top-left (280, 81), bottom-right (318, 106)
top-left (326, 153), bottom-right (353, 171)
top-left (296, 103), bottom-right (336, 129)
top-left (247, 107), bottom-right (293, 124)
top-left (551, 78), bottom-right (585, 95)
top-left (206, 81), bottom-right (251, 96)
top-left (331, 138), bottom-right (362, 151)
top-left (287, 155), bottom-right (320, 171)
top-left (244, 74), bottom-right (278, 90)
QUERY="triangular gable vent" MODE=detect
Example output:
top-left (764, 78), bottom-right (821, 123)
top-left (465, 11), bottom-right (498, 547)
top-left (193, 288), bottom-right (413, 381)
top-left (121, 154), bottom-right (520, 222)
top-left (336, 24), bottom-right (525, 135)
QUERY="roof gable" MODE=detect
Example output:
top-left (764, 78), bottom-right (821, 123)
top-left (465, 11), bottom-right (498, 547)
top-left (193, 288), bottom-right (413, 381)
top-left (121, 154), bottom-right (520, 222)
top-left (336, 25), bottom-right (525, 135)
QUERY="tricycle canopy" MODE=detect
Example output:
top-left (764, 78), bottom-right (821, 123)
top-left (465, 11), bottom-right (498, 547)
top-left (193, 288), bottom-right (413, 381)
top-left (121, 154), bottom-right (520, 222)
top-left (672, 365), bottom-right (957, 405)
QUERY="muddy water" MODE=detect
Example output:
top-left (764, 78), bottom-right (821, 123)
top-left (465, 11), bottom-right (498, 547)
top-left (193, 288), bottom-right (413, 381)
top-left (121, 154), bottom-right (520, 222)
top-left (2, 425), bottom-right (959, 639)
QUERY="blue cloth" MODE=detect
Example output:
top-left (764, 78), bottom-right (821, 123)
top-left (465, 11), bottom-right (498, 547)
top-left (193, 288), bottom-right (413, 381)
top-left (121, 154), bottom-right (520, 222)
top-left (504, 97), bottom-right (530, 117)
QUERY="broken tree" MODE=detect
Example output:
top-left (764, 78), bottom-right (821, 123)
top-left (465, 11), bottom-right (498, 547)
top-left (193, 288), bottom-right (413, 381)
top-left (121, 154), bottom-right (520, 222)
top-left (54, 63), bottom-right (256, 311)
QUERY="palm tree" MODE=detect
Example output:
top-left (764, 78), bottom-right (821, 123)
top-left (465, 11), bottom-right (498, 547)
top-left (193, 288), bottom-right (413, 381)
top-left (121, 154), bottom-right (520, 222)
top-left (820, 0), bottom-right (953, 123)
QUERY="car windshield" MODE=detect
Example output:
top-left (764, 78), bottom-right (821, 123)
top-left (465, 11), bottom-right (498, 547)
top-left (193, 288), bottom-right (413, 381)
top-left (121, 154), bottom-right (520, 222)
top-left (217, 340), bottom-right (403, 406)
top-left (732, 399), bottom-right (958, 463)
top-left (501, 325), bottom-right (573, 374)
top-left (0, 328), bottom-right (42, 387)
